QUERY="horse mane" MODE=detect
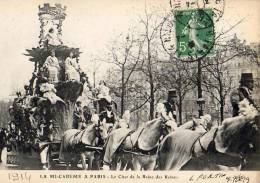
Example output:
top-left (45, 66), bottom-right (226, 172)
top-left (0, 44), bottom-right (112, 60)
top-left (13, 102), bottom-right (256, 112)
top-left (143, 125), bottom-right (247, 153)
top-left (142, 118), bottom-right (161, 128)
top-left (84, 123), bottom-right (96, 133)
top-left (215, 99), bottom-right (258, 154)
top-left (79, 123), bottom-right (98, 145)
top-left (238, 99), bottom-right (258, 118)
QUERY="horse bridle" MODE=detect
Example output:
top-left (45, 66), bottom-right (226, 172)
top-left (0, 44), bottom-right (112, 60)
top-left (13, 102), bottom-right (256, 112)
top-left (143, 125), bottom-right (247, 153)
top-left (133, 117), bottom-right (171, 156)
top-left (94, 122), bottom-right (103, 138)
top-left (160, 117), bottom-right (174, 137)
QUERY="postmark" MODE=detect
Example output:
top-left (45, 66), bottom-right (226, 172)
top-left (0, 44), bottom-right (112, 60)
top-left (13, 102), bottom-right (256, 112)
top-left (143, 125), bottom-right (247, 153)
top-left (197, 0), bottom-right (225, 21)
top-left (170, 0), bottom-right (225, 22)
top-left (160, 13), bottom-right (176, 55)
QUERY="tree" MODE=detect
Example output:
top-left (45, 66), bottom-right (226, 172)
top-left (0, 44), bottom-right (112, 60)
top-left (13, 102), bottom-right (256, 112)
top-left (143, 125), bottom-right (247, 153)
top-left (104, 32), bottom-right (143, 116)
top-left (0, 99), bottom-right (12, 127)
top-left (136, 6), bottom-right (165, 120)
top-left (202, 52), bottom-right (233, 122)
top-left (201, 34), bottom-right (258, 122)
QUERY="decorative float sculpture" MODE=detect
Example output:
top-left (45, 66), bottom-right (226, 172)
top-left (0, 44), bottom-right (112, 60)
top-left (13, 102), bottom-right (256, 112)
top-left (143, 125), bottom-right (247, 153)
top-left (7, 3), bottom-right (92, 169)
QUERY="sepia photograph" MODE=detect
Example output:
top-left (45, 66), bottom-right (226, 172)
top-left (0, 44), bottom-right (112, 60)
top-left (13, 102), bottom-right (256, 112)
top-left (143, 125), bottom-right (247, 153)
top-left (0, 0), bottom-right (259, 182)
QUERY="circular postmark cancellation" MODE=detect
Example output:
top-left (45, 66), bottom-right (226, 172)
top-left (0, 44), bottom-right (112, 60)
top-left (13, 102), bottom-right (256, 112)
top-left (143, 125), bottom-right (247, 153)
top-left (160, 0), bottom-right (223, 62)
top-left (196, 0), bottom-right (225, 22)
top-left (170, 0), bottom-right (225, 22)
top-left (160, 13), bottom-right (177, 55)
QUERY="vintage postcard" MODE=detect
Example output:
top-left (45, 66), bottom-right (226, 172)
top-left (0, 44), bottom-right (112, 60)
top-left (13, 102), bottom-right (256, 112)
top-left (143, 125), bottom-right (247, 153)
top-left (0, 0), bottom-right (259, 183)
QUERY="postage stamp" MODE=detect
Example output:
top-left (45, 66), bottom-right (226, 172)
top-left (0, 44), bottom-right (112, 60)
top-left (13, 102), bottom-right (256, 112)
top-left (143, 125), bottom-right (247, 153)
top-left (175, 9), bottom-right (215, 59)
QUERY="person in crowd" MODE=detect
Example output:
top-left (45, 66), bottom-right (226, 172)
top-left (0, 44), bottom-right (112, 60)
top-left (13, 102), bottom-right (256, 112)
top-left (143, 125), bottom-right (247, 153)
top-left (0, 128), bottom-right (7, 163)
top-left (163, 89), bottom-right (178, 122)
top-left (156, 102), bottom-right (178, 131)
top-left (24, 84), bottom-right (32, 95)
top-left (73, 101), bottom-right (84, 130)
top-left (99, 103), bottom-right (116, 132)
top-left (6, 120), bottom-right (19, 152)
top-left (41, 49), bottom-right (60, 83)
top-left (64, 51), bottom-right (81, 82)
top-left (12, 94), bottom-right (25, 128)
top-left (97, 80), bottom-right (112, 112)
top-left (39, 82), bottom-right (64, 105)
top-left (83, 106), bottom-right (92, 126)
top-left (230, 73), bottom-right (258, 117)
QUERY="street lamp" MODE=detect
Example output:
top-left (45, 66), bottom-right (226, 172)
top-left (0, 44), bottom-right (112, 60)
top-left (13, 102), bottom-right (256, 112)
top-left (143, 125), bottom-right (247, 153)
top-left (197, 98), bottom-right (205, 117)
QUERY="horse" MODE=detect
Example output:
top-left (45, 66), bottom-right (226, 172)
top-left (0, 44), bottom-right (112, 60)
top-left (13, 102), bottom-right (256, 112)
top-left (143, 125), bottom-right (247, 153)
top-left (157, 99), bottom-right (259, 170)
top-left (59, 117), bottom-right (108, 170)
top-left (102, 109), bottom-right (175, 170)
top-left (178, 114), bottom-right (212, 133)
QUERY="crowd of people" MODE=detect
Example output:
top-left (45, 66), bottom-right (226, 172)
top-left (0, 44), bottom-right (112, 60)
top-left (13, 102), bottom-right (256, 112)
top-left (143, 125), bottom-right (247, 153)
top-left (72, 80), bottom-right (121, 132)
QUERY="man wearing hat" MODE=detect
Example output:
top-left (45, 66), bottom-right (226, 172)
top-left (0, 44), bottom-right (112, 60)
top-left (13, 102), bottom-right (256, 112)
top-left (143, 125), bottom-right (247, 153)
top-left (230, 73), bottom-right (256, 117)
top-left (163, 89), bottom-right (178, 122)
top-left (99, 103), bottom-right (116, 132)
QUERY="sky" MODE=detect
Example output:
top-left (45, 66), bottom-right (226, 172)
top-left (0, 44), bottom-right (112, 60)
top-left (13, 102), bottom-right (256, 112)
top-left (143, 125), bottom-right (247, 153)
top-left (0, 0), bottom-right (259, 99)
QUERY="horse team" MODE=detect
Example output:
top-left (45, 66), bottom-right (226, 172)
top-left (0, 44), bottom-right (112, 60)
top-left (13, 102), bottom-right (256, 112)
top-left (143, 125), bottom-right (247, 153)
top-left (58, 99), bottom-right (259, 171)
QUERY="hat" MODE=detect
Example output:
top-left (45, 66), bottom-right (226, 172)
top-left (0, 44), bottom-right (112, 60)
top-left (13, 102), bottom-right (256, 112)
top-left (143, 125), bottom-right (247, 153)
top-left (106, 102), bottom-right (113, 107)
top-left (168, 89), bottom-right (177, 98)
top-left (241, 73), bottom-right (253, 82)
top-left (76, 101), bottom-right (82, 104)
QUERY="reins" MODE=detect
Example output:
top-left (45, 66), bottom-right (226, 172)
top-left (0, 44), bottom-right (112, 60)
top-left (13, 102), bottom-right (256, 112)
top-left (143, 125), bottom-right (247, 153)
top-left (121, 118), bottom-right (168, 156)
top-left (196, 128), bottom-right (219, 154)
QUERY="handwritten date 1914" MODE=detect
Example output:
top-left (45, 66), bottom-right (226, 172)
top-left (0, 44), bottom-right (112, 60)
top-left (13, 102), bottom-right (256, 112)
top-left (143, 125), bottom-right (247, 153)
top-left (8, 172), bottom-right (31, 183)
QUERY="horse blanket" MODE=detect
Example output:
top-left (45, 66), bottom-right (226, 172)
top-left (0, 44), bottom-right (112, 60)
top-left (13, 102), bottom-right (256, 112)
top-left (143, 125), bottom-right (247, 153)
top-left (158, 129), bottom-right (202, 170)
top-left (103, 127), bottom-right (143, 165)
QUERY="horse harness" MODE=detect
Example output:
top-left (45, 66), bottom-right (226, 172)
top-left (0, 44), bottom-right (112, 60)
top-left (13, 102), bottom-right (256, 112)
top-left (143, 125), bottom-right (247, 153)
top-left (72, 125), bottom-right (103, 153)
top-left (190, 128), bottom-right (244, 168)
top-left (193, 128), bottom-right (219, 155)
top-left (119, 118), bottom-right (169, 156)
top-left (120, 129), bottom-right (158, 156)
top-left (192, 119), bottom-right (207, 131)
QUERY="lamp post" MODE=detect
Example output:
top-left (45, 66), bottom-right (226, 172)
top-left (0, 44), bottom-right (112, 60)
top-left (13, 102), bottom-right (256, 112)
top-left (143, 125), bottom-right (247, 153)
top-left (197, 58), bottom-right (206, 118)
top-left (197, 97), bottom-right (205, 117)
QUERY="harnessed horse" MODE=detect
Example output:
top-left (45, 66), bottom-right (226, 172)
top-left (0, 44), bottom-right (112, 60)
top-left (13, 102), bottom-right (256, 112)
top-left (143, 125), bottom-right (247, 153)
top-left (157, 99), bottom-right (259, 170)
top-left (102, 114), bottom-right (175, 170)
top-left (59, 119), bottom-right (108, 170)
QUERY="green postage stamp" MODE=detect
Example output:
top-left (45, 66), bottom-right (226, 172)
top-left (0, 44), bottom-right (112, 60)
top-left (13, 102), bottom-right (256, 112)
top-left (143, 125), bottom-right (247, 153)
top-left (175, 9), bottom-right (215, 58)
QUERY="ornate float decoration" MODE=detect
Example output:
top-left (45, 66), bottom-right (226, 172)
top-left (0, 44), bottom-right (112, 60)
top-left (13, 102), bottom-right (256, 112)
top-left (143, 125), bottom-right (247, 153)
top-left (7, 3), bottom-right (91, 169)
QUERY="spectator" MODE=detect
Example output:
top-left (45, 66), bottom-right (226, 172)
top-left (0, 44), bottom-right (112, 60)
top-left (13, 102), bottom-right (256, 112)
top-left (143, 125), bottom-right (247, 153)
top-left (73, 101), bottom-right (84, 130)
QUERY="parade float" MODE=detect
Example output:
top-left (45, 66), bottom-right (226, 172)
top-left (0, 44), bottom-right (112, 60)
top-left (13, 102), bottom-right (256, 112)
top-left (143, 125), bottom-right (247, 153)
top-left (6, 3), bottom-right (93, 169)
